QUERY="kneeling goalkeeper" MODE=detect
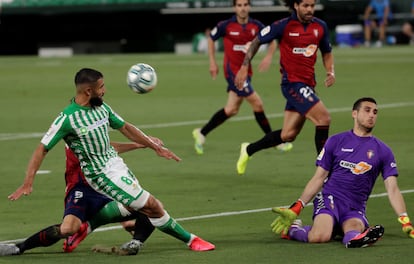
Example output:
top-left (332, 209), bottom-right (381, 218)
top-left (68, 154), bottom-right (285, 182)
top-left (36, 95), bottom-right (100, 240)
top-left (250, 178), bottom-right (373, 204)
top-left (270, 97), bottom-right (414, 248)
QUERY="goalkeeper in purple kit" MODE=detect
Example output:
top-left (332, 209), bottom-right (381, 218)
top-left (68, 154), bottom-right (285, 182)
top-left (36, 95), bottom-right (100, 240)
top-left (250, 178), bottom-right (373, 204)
top-left (271, 97), bottom-right (414, 248)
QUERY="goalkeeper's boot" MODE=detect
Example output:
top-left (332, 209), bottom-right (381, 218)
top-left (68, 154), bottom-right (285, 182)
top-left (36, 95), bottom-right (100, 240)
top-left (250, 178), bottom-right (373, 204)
top-left (237, 143), bottom-right (250, 175)
top-left (63, 222), bottom-right (89, 253)
top-left (0, 244), bottom-right (20, 256)
top-left (346, 225), bottom-right (384, 248)
top-left (275, 142), bottom-right (293, 153)
top-left (188, 236), bottom-right (215, 251)
top-left (192, 128), bottom-right (205, 155)
top-left (119, 239), bottom-right (143, 255)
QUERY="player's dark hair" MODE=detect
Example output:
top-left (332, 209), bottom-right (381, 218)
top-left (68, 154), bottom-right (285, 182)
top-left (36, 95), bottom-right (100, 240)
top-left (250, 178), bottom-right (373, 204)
top-left (282, 0), bottom-right (303, 10)
top-left (74, 68), bottom-right (103, 85)
top-left (352, 97), bottom-right (377, 110)
top-left (233, 0), bottom-right (250, 6)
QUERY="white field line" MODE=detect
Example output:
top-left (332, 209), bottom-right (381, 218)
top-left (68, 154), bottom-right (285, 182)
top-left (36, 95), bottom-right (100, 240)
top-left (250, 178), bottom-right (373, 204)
top-left (1, 101), bottom-right (413, 243)
top-left (1, 101), bottom-right (414, 141)
top-left (1, 189), bottom-right (413, 244)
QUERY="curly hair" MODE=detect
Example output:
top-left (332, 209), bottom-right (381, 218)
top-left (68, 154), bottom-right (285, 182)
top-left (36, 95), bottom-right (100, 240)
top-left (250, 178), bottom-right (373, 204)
top-left (281, 0), bottom-right (303, 11)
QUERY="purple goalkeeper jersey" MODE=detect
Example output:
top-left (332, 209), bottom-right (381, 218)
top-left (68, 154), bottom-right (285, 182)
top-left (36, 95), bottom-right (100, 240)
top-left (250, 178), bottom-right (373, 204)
top-left (316, 130), bottom-right (398, 210)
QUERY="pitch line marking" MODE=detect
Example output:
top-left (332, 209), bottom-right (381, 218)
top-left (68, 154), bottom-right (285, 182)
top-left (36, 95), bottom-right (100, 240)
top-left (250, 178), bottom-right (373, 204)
top-left (1, 190), bottom-right (413, 244)
top-left (1, 101), bottom-right (413, 141)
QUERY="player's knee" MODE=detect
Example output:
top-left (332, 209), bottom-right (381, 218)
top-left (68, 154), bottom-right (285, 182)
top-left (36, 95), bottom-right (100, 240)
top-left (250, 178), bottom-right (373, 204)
top-left (315, 113), bottom-right (331, 126)
top-left (308, 232), bottom-right (331, 243)
top-left (143, 195), bottom-right (165, 218)
top-left (60, 224), bottom-right (79, 237)
top-left (322, 114), bottom-right (331, 125)
top-left (225, 108), bottom-right (238, 116)
top-left (281, 131), bottom-right (297, 142)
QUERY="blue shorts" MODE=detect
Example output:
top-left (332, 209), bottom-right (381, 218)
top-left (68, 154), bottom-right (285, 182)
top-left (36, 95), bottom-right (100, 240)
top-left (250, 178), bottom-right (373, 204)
top-left (281, 82), bottom-right (320, 115)
top-left (64, 183), bottom-right (112, 222)
top-left (312, 192), bottom-right (369, 231)
top-left (226, 75), bottom-right (254, 97)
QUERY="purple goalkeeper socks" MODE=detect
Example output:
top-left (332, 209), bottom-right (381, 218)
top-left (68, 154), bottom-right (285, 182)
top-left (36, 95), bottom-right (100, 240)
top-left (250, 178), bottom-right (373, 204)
top-left (289, 225), bottom-right (311, 242)
top-left (343, 230), bottom-right (360, 245)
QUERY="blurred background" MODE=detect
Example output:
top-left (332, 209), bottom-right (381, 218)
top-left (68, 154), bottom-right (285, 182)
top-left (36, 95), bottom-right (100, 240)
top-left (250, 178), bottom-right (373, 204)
top-left (0, 0), bottom-right (412, 55)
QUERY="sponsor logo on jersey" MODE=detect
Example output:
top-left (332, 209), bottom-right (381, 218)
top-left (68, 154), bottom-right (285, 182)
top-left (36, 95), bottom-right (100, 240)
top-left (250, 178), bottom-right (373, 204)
top-left (211, 27), bottom-right (218, 36)
top-left (289, 32), bottom-right (300, 37)
top-left (260, 25), bottom-right (271, 36)
top-left (293, 44), bottom-right (317, 57)
top-left (340, 160), bottom-right (372, 175)
top-left (230, 31), bottom-right (239, 36)
top-left (341, 148), bottom-right (354, 152)
top-left (233, 41), bottom-right (251, 53)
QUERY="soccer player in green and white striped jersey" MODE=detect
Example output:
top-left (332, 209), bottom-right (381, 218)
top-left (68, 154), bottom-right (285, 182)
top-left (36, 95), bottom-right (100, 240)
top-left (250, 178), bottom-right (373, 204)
top-left (8, 68), bottom-right (215, 252)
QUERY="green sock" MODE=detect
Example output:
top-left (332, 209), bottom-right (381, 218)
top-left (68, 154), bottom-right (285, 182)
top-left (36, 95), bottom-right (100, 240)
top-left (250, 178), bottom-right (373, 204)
top-left (89, 201), bottom-right (132, 230)
top-left (156, 214), bottom-right (192, 243)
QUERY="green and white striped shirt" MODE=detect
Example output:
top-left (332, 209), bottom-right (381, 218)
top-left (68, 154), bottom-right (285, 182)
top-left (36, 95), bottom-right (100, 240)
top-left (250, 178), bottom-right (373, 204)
top-left (41, 98), bottom-right (125, 177)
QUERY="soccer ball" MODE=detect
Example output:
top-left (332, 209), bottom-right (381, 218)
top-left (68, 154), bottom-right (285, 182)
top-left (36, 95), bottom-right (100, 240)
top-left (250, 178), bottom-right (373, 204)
top-left (126, 63), bottom-right (157, 94)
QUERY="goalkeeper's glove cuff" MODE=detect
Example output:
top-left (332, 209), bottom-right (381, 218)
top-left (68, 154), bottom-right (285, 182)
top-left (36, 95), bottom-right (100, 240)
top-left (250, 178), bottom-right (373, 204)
top-left (289, 199), bottom-right (305, 216)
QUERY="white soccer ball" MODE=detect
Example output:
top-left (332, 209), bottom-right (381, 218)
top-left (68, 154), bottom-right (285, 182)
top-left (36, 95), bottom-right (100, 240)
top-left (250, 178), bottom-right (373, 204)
top-left (126, 63), bottom-right (157, 94)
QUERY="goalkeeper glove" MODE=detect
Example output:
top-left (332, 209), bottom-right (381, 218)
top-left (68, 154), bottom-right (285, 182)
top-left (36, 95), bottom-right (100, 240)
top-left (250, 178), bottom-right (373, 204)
top-left (270, 199), bottom-right (305, 235)
top-left (398, 215), bottom-right (414, 239)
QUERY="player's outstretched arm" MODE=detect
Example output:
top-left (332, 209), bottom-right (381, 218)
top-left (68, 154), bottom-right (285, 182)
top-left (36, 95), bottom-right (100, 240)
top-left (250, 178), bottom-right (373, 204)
top-left (384, 176), bottom-right (414, 238)
top-left (270, 166), bottom-right (329, 234)
top-left (111, 137), bottom-right (164, 154)
top-left (119, 122), bottom-right (181, 162)
top-left (8, 143), bottom-right (48, 201)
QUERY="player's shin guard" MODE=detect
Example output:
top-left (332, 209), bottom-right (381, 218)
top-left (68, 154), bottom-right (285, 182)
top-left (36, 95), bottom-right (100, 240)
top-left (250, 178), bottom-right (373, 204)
top-left (133, 212), bottom-right (155, 242)
top-left (150, 211), bottom-right (192, 243)
top-left (315, 126), bottom-right (329, 154)
top-left (254, 111), bottom-right (272, 134)
top-left (17, 224), bottom-right (62, 253)
top-left (248, 129), bottom-right (283, 156)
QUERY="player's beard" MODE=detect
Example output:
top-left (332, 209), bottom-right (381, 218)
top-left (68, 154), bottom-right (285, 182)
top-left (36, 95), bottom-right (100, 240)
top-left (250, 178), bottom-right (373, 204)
top-left (297, 10), bottom-right (313, 24)
top-left (90, 96), bottom-right (103, 108)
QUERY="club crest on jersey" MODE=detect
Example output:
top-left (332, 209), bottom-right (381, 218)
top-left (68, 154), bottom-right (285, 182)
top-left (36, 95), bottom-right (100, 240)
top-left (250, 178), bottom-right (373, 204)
top-left (367, 150), bottom-right (374, 159)
top-left (79, 127), bottom-right (88, 135)
top-left (313, 29), bottom-right (319, 38)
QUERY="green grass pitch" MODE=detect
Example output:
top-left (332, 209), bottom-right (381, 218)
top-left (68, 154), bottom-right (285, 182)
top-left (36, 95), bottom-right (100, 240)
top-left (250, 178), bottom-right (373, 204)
top-left (0, 46), bottom-right (413, 263)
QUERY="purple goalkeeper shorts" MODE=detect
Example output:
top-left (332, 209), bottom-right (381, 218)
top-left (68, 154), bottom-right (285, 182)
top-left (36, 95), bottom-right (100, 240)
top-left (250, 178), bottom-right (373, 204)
top-left (312, 192), bottom-right (369, 229)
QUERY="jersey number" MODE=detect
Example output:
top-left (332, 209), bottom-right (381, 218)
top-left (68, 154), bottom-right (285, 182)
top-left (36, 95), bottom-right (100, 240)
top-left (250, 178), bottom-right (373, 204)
top-left (299, 86), bottom-right (314, 99)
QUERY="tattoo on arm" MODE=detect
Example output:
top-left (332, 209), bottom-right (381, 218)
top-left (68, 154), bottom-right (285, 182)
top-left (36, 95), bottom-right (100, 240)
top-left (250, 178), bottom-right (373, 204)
top-left (242, 37), bottom-right (261, 66)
